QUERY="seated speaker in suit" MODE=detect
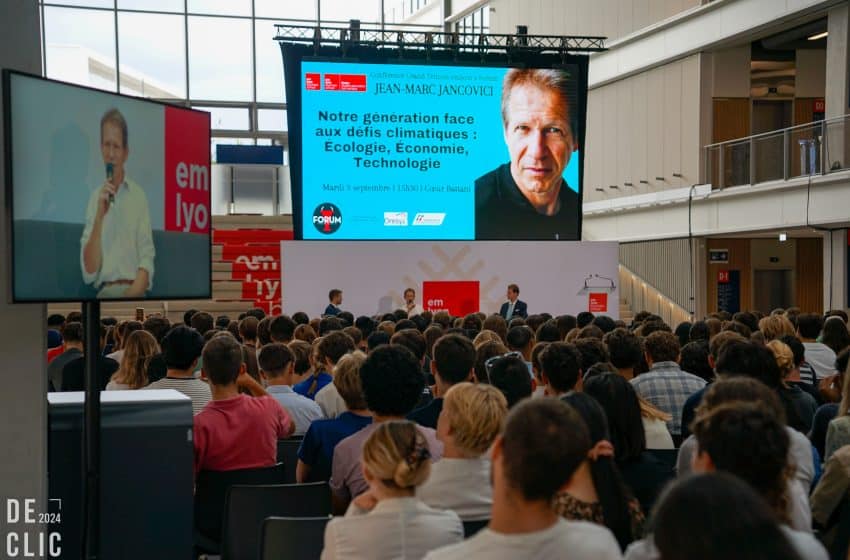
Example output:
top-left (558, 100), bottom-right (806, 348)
top-left (499, 284), bottom-right (528, 320)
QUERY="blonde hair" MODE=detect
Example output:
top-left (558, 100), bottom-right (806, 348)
top-left (473, 329), bottom-right (502, 349)
top-left (293, 323), bottom-right (317, 344)
top-left (362, 421), bottom-right (431, 489)
top-left (565, 327), bottom-right (581, 343)
top-left (333, 351), bottom-right (368, 410)
top-left (113, 330), bottom-right (159, 389)
top-left (639, 396), bottom-right (672, 422)
top-left (443, 382), bottom-right (508, 455)
top-left (766, 340), bottom-right (795, 379)
top-left (759, 315), bottom-right (795, 342)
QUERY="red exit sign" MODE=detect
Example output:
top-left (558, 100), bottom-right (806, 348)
top-left (718, 270), bottom-right (730, 283)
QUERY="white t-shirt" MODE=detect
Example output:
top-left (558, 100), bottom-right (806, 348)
top-left (625, 525), bottom-right (826, 560)
top-left (315, 382), bottom-right (347, 419)
top-left (424, 518), bottom-right (621, 560)
top-left (417, 457), bottom-right (492, 521)
top-left (642, 417), bottom-right (674, 450)
top-left (803, 342), bottom-right (837, 381)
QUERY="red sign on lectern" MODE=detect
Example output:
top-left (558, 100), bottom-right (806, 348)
top-left (588, 292), bottom-right (608, 313)
top-left (422, 281), bottom-right (479, 316)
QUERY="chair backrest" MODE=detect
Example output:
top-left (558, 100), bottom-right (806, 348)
top-left (462, 519), bottom-right (489, 538)
top-left (193, 463), bottom-right (286, 552)
top-left (276, 439), bottom-right (302, 484)
top-left (260, 516), bottom-right (331, 560)
top-left (221, 482), bottom-right (331, 560)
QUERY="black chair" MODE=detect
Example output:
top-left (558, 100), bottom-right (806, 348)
top-left (276, 439), bottom-right (303, 484)
top-left (193, 463), bottom-right (286, 554)
top-left (260, 516), bottom-right (330, 560)
top-left (462, 519), bottom-right (489, 538)
top-left (221, 482), bottom-right (331, 560)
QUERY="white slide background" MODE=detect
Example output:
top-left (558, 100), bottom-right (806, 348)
top-left (281, 241), bottom-right (619, 318)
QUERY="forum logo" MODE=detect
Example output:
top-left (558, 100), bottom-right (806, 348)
top-left (312, 203), bottom-right (342, 234)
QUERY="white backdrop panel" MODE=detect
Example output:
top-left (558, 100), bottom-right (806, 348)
top-left (280, 241), bottom-right (619, 318)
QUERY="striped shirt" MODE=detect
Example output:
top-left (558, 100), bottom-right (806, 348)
top-left (144, 377), bottom-right (212, 415)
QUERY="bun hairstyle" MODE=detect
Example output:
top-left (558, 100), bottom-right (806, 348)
top-left (362, 421), bottom-right (432, 490)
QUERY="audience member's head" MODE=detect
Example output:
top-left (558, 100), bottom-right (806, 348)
top-left (215, 315), bottom-right (230, 330)
top-left (432, 334), bottom-right (475, 387)
top-left (342, 326), bottom-right (363, 349)
top-left (191, 312), bottom-right (214, 337)
top-left (765, 340), bottom-right (794, 381)
top-left (644, 331), bottom-right (680, 365)
top-left (354, 316), bottom-right (376, 338)
top-left (422, 324), bottom-right (444, 358)
top-left (577, 324), bottom-right (604, 340)
top-left (652, 473), bottom-right (800, 560)
top-left (796, 313), bottom-right (823, 341)
top-left (487, 355), bottom-right (533, 408)
top-left (674, 322), bottom-right (692, 348)
top-left (438, 382), bottom-right (507, 457)
top-left (202, 334), bottom-right (245, 387)
top-left (113, 329), bottom-right (160, 389)
top-left (758, 314), bottom-right (795, 342)
top-left (287, 339), bottom-right (313, 377)
top-left (47, 313), bottom-right (65, 330)
top-left (573, 337), bottom-right (610, 372)
top-left (183, 309), bottom-right (198, 327)
top-left (292, 311), bottom-right (309, 325)
top-left (474, 340), bottom-right (508, 384)
top-left (333, 351), bottom-right (368, 411)
top-left (337, 311), bottom-right (354, 327)
top-left (822, 316), bottom-right (850, 355)
top-left (390, 328), bottom-right (427, 364)
top-left (732, 312), bottom-right (759, 335)
top-left (576, 312), bottom-right (595, 329)
top-left (256, 316), bottom-right (272, 346)
top-left (603, 328), bottom-right (642, 374)
top-left (691, 402), bottom-right (790, 523)
top-left (366, 330), bottom-right (391, 352)
top-left (143, 315), bottom-right (171, 344)
top-left (294, 323), bottom-right (318, 344)
top-left (269, 314), bottom-right (297, 343)
top-left (316, 331), bottom-right (355, 368)
top-left (556, 315), bottom-right (577, 340)
top-left (583, 373), bottom-right (646, 462)
top-left (319, 316), bottom-right (344, 336)
top-left (246, 307), bottom-right (266, 321)
top-left (722, 321), bottom-right (752, 339)
top-left (161, 325), bottom-right (203, 371)
top-left (689, 320), bottom-right (710, 342)
top-left (473, 329), bottom-right (502, 349)
top-left (257, 342), bottom-right (295, 379)
top-left (362, 420), bottom-right (432, 494)
top-left (506, 325), bottom-right (534, 356)
top-left (495, 399), bottom-right (590, 504)
top-left (238, 316), bottom-right (259, 344)
top-left (482, 314), bottom-right (508, 344)
top-left (535, 320), bottom-right (562, 343)
top-left (359, 345), bottom-right (424, 416)
top-left (62, 322), bottom-right (84, 347)
top-left (539, 342), bottom-right (582, 395)
top-left (680, 340), bottom-right (713, 382)
top-left (592, 315), bottom-right (617, 335)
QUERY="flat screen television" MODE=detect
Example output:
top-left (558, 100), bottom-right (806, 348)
top-left (3, 70), bottom-right (211, 302)
top-left (281, 44), bottom-right (589, 241)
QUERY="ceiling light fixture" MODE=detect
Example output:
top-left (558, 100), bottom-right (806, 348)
top-left (808, 31), bottom-right (828, 41)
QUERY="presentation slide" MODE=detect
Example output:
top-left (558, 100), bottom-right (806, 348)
top-left (4, 71), bottom-right (211, 302)
top-left (290, 56), bottom-right (586, 241)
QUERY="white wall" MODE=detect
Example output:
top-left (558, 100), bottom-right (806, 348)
top-left (0, 0), bottom-right (48, 554)
top-left (585, 54), bottom-right (702, 202)
top-left (281, 241), bottom-right (620, 317)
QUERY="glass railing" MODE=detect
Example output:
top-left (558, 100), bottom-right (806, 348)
top-left (704, 114), bottom-right (850, 189)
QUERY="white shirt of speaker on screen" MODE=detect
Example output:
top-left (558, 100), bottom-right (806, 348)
top-left (80, 177), bottom-right (155, 294)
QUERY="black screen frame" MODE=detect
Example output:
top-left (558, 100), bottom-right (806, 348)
top-left (280, 43), bottom-right (589, 242)
top-left (2, 69), bottom-right (213, 304)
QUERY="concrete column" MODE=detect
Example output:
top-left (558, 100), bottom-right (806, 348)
top-left (825, 4), bottom-right (850, 172)
top-left (824, 229), bottom-right (848, 312)
top-left (0, 1), bottom-right (48, 555)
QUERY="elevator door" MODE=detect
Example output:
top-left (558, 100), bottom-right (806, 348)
top-left (753, 269), bottom-right (794, 312)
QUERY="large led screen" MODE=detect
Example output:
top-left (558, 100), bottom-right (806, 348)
top-left (282, 45), bottom-right (588, 241)
top-left (3, 71), bottom-right (211, 302)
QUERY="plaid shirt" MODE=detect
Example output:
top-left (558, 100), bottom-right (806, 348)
top-left (631, 361), bottom-right (706, 435)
